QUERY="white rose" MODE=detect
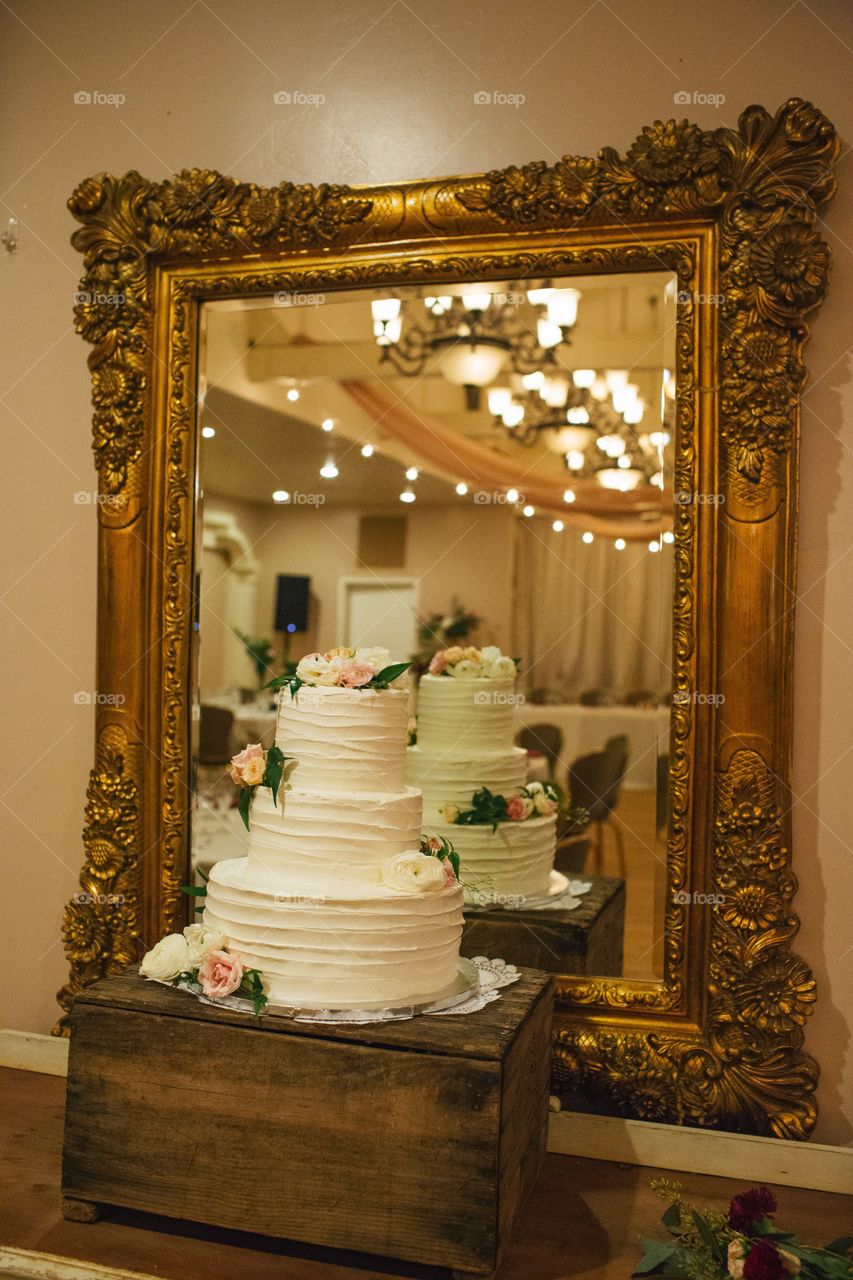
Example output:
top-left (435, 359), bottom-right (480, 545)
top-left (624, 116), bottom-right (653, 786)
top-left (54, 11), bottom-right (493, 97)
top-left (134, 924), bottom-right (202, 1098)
top-left (382, 850), bottom-right (448, 893)
top-left (487, 656), bottom-right (516, 680)
top-left (183, 922), bottom-right (228, 967)
top-left (440, 802), bottom-right (460, 823)
top-left (519, 795), bottom-right (535, 818)
top-left (533, 791), bottom-right (555, 816)
top-left (526, 781), bottom-right (544, 794)
top-left (451, 659), bottom-right (482, 679)
top-left (296, 655), bottom-right (339, 685)
top-left (139, 932), bottom-right (191, 981)
top-left (354, 646), bottom-right (391, 672)
top-left (480, 645), bottom-right (502, 663)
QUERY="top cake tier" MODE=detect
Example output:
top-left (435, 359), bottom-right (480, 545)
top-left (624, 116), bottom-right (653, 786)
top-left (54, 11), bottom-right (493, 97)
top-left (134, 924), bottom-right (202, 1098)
top-left (276, 683), bottom-right (409, 794)
top-left (416, 673), bottom-right (518, 753)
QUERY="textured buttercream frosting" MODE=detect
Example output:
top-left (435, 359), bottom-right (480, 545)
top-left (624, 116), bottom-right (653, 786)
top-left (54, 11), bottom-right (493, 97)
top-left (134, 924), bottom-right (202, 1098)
top-left (408, 667), bottom-right (558, 900)
top-left (204, 680), bottom-right (464, 1009)
top-left (205, 857), bottom-right (463, 1008)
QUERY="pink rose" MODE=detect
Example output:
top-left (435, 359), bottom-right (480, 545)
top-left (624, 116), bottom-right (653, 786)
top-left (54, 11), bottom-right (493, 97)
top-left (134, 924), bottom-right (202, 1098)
top-left (442, 859), bottom-right (457, 887)
top-left (426, 835), bottom-right (443, 852)
top-left (507, 795), bottom-right (527, 821)
top-left (229, 742), bottom-right (264, 785)
top-left (429, 651), bottom-right (447, 675)
top-left (198, 949), bottom-right (244, 998)
top-left (339, 659), bottom-right (375, 687)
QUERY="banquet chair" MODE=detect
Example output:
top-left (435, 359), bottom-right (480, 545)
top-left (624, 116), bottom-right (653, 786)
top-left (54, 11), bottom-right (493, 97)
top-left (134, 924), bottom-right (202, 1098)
top-left (516, 724), bottom-right (563, 782)
top-left (199, 705), bottom-right (235, 765)
top-left (568, 737), bottom-right (630, 877)
top-left (579, 687), bottom-right (615, 706)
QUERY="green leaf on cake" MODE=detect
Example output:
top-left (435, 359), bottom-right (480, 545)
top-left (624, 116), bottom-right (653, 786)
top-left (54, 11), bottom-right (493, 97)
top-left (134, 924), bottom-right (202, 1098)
top-left (181, 885), bottom-right (207, 897)
top-left (447, 850), bottom-right (461, 882)
top-left (264, 745), bottom-right (290, 806)
top-left (371, 661), bottom-right (412, 688)
top-left (237, 786), bottom-right (253, 831)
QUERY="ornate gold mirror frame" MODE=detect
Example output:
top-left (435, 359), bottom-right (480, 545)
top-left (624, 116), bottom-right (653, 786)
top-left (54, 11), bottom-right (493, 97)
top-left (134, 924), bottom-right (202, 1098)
top-left (58, 99), bottom-right (838, 1137)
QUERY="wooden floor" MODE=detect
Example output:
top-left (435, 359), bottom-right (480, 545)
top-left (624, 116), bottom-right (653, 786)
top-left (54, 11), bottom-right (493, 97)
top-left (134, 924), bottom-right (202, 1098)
top-left (3, 1067), bottom-right (851, 1280)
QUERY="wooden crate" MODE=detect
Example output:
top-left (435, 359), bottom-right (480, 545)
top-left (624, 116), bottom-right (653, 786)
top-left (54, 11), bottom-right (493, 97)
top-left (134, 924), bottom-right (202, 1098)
top-left (461, 876), bottom-right (625, 976)
top-left (62, 967), bottom-right (553, 1279)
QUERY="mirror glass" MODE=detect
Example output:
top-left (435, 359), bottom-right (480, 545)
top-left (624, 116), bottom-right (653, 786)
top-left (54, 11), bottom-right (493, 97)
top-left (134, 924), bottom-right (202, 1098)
top-left (191, 273), bottom-right (675, 983)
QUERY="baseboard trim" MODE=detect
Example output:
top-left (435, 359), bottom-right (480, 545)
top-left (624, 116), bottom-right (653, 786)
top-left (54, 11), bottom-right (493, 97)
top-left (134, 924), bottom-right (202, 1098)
top-left (547, 1106), bottom-right (853, 1194)
top-left (0, 1247), bottom-right (160, 1280)
top-left (0, 1029), bottom-right (68, 1077)
top-left (3, 1033), bottom-right (850, 1194)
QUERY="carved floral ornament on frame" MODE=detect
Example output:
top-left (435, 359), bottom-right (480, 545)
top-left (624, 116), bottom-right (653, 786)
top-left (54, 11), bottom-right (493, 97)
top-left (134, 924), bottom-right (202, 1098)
top-left (60, 99), bottom-right (838, 1137)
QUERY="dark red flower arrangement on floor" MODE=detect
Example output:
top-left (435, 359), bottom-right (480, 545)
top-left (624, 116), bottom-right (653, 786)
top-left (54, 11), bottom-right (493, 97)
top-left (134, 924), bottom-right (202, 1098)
top-left (633, 1179), bottom-right (852, 1278)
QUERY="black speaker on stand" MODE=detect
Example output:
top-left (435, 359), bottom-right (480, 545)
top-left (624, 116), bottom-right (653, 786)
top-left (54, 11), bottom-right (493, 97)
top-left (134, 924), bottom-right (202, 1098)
top-left (274, 574), bottom-right (311, 665)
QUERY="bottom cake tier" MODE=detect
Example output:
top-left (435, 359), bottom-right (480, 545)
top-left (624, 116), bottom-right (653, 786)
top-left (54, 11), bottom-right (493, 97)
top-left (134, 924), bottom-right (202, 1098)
top-left (429, 815), bottom-right (558, 904)
top-left (203, 856), bottom-right (465, 1009)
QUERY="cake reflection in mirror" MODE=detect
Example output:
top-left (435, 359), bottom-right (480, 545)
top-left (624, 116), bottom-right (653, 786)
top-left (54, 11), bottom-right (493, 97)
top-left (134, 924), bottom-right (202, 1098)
top-left (191, 273), bottom-right (675, 985)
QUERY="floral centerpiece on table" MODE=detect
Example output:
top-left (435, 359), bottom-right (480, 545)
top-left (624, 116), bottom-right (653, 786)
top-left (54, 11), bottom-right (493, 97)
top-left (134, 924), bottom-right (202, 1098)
top-left (418, 600), bottom-right (480, 651)
top-left (139, 923), bottom-right (268, 1015)
top-left (440, 782), bottom-right (582, 832)
top-left (634, 1179), bottom-right (853, 1278)
top-left (229, 742), bottom-right (290, 830)
top-left (381, 833), bottom-right (461, 893)
top-left (234, 629), bottom-right (276, 686)
top-left (428, 644), bottom-right (519, 680)
top-left (265, 646), bottom-right (411, 699)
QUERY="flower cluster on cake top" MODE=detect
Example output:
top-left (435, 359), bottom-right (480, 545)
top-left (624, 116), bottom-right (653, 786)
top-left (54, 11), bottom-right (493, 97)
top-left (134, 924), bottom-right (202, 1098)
top-left (428, 644), bottom-right (518, 680)
top-left (266, 646), bottom-right (411, 697)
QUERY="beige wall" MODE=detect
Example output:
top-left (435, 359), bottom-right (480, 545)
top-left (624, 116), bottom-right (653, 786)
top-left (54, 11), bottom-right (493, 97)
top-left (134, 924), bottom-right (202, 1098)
top-left (2, 0), bottom-right (852, 1143)
top-left (202, 494), bottom-right (515, 672)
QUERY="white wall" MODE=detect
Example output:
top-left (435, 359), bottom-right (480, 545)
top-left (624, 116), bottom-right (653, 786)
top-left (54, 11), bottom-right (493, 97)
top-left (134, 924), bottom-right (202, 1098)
top-left (2, 0), bottom-right (852, 1143)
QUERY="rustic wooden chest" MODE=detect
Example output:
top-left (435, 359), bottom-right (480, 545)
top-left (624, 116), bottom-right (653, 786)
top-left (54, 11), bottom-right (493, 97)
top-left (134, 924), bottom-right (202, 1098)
top-left (461, 875), bottom-right (625, 975)
top-left (62, 967), bottom-right (553, 1278)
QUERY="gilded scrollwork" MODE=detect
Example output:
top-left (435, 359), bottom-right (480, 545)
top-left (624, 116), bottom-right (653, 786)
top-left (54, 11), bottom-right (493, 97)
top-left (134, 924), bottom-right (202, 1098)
top-left (62, 100), bottom-right (837, 1133)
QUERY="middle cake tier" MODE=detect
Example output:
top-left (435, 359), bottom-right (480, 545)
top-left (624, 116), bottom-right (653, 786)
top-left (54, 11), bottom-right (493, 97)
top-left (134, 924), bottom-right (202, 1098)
top-left (245, 785), bottom-right (423, 895)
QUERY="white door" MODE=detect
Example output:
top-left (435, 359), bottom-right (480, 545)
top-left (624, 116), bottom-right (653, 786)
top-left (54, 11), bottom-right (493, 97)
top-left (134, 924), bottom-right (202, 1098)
top-left (339, 577), bottom-right (419, 658)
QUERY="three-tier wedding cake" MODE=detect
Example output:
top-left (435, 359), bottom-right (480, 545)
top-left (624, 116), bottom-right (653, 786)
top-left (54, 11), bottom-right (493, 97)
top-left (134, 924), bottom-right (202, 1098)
top-left (407, 646), bottom-right (565, 904)
top-left (202, 647), bottom-right (465, 1009)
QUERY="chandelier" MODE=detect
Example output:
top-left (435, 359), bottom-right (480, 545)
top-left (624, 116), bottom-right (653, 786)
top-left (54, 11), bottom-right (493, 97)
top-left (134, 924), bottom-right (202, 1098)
top-left (370, 287), bottom-right (581, 404)
top-left (490, 367), bottom-right (675, 492)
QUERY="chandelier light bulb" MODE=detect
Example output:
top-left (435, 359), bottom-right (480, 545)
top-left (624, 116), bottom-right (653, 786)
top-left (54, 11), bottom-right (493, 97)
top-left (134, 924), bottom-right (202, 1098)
top-left (614, 538), bottom-right (626, 550)
top-left (566, 406), bottom-right (590, 424)
top-left (563, 488), bottom-right (576, 503)
top-left (320, 461), bottom-right (339, 479)
top-left (455, 481), bottom-right (469, 496)
top-left (424, 295), bottom-right (453, 314)
top-left (611, 384), bottom-right (639, 415)
top-left (649, 539), bottom-right (661, 553)
top-left (272, 489), bottom-right (290, 503)
top-left (462, 291), bottom-right (492, 313)
top-left (582, 531), bottom-right (594, 544)
top-left (286, 387), bottom-right (300, 402)
top-left (501, 401), bottom-right (525, 428)
top-left (566, 449), bottom-right (585, 472)
top-left (361, 443), bottom-right (374, 457)
top-left (523, 504), bottom-right (535, 517)
top-left (526, 287), bottom-right (554, 306)
top-left (598, 433), bottom-right (626, 458)
top-left (650, 471), bottom-right (664, 489)
top-left (622, 400), bottom-right (644, 425)
top-left (536, 317), bottom-right (563, 349)
top-left (321, 417), bottom-right (334, 432)
top-left (662, 530), bottom-right (675, 544)
top-left (596, 466), bottom-right (642, 491)
top-left (552, 519), bottom-right (564, 533)
top-left (400, 488), bottom-right (416, 503)
top-left (648, 430), bottom-right (671, 449)
top-left (591, 376), bottom-right (609, 400)
top-left (617, 454), bottom-right (633, 469)
top-left (551, 426), bottom-right (595, 455)
top-left (572, 368), bottom-right (596, 388)
top-left (506, 487), bottom-right (520, 503)
top-left (521, 370), bottom-right (545, 391)
top-left (201, 425), bottom-right (216, 439)
top-left (371, 297), bottom-right (401, 323)
top-left (540, 374), bottom-right (570, 408)
top-left (545, 287), bottom-right (581, 329)
top-left (605, 368), bottom-right (630, 393)
top-left (405, 466), bottom-right (418, 481)
top-left (487, 386), bottom-right (513, 416)
top-left (436, 342), bottom-right (507, 387)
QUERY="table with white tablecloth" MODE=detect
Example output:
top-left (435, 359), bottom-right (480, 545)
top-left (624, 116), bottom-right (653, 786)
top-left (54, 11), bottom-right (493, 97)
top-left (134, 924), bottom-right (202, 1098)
top-left (515, 703), bottom-right (671, 791)
top-left (199, 699), bottom-right (278, 749)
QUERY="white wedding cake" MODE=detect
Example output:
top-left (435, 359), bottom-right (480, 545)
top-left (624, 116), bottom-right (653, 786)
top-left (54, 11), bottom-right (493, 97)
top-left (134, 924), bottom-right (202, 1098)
top-left (407, 646), bottom-right (563, 904)
top-left (202, 647), bottom-right (465, 1009)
